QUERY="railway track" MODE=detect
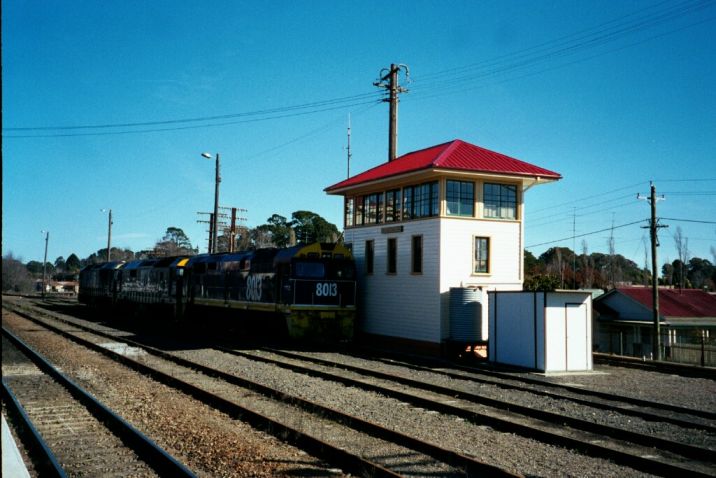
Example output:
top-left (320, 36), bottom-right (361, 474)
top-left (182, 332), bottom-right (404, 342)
top-left (344, 347), bottom-right (716, 425)
top-left (593, 352), bottom-right (716, 379)
top-left (2, 301), bottom-right (517, 477)
top-left (2, 329), bottom-right (195, 478)
top-left (6, 298), bottom-right (715, 477)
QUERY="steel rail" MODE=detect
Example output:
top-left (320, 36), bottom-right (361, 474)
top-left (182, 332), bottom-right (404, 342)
top-left (4, 307), bottom-right (508, 477)
top-left (231, 347), bottom-right (716, 466)
top-left (2, 381), bottom-right (66, 478)
top-left (2, 327), bottom-right (197, 478)
top-left (270, 347), bottom-right (716, 433)
top-left (594, 352), bottom-right (716, 380)
top-left (356, 346), bottom-right (716, 421)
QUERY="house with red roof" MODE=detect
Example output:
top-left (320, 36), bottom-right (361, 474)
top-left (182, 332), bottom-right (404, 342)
top-left (325, 139), bottom-right (561, 353)
top-left (594, 287), bottom-right (716, 363)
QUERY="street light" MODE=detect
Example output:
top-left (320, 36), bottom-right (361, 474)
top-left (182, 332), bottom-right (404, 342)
top-left (201, 152), bottom-right (221, 253)
top-left (41, 230), bottom-right (49, 298)
top-left (100, 208), bottom-right (113, 262)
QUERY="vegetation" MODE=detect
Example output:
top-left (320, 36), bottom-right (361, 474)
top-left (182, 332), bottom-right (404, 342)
top-left (524, 246), bottom-right (715, 292)
top-left (2, 253), bottom-right (34, 293)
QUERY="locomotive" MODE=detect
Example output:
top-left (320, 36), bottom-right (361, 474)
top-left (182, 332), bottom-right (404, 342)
top-left (78, 242), bottom-right (356, 340)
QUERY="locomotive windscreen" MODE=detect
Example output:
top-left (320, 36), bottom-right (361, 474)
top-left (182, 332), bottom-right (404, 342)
top-left (294, 262), bottom-right (325, 279)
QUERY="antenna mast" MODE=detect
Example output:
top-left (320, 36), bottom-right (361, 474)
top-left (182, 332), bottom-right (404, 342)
top-left (347, 113), bottom-right (352, 178)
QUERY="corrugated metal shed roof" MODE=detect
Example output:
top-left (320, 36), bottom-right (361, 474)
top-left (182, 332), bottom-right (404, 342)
top-left (325, 139), bottom-right (561, 192)
top-left (614, 287), bottom-right (716, 318)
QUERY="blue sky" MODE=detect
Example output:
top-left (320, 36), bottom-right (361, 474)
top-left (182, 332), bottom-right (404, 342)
top-left (3, 0), bottom-right (715, 269)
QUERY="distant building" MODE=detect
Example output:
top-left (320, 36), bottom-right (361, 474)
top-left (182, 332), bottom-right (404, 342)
top-left (594, 287), bottom-right (716, 363)
top-left (325, 139), bottom-right (561, 353)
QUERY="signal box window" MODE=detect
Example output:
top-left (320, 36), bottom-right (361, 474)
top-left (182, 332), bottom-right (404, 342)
top-left (385, 189), bottom-right (400, 222)
top-left (345, 197), bottom-right (354, 227)
top-left (411, 235), bottom-right (423, 274)
top-left (365, 240), bottom-right (374, 275)
top-left (447, 180), bottom-right (474, 217)
top-left (387, 238), bottom-right (397, 274)
top-left (484, 183), bottom-right (517, 219)
top-left (364, 193), bottom-right (384, 224)
top-left (473, 237), bottom-right (490, 274)
top-left (355, 195), bottom-right (364, 225)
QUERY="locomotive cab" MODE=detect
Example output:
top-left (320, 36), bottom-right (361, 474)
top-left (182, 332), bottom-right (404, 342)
top-left (280, 243), bottom-right (356, 340)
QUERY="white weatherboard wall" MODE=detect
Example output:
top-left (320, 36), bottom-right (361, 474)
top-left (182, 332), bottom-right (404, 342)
top-left (488, 291), bottom-right (593, 372)
top-left (344, 216), bottom-right (525, 346)
top-left (345, 219), bottom-right (442, 344)
top-left (440, 218), bottom-right (523, 341)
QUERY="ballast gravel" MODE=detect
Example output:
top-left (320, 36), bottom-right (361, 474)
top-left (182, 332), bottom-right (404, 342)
top-left (2, 310), bottom-right (345, 478)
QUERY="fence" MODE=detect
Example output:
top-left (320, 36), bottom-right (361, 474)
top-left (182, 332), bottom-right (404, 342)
top-left (597, 329), bottom-right (715, 367)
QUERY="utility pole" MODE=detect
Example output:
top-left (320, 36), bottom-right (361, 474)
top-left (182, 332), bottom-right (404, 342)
top-left (197, 212), bottom-right (224, 253)
top-left (220, 206), bottom-right (247, 253)
top-left (572, 207), bottom-right (577, 289)
top-left (639, 182), bottom-right (667, 360)
top-left (201, 152), bottom-right (221, 254)
top-left (374, 63), bottom-right (409, 161)
top-left (41, 230), bottom-right (49, 298)
top-left (106, 209), bottom-right (113, 262)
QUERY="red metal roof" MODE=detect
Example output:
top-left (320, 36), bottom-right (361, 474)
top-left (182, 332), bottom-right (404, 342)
top-left (325, 139), bottom-right (562, 192)
top-left (617, 287), bottom-right (716, 318)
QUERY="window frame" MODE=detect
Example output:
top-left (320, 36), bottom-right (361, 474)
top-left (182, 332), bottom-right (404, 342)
top-left (473, 236), bottom-right (490, 274)
top-left (354, 195), bottom-right (364, 225)
top-left (483, 183), bottom-right (517, 220)
top-left (344, 197), bottom-right (354, 227)
top-left (365, 240), bottom-right (374, 275)
top-left (446, 180), bottom-right (475, 217)
top-left (385, 189), bottom-right (400, 222)
top-left (387, 237), bottom-right (397, 274)
top-left (411, 235), bottom-right (423, 274)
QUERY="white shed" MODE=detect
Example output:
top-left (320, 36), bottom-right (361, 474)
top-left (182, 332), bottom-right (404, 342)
top-left (488, 291), bottom-right (593, 372)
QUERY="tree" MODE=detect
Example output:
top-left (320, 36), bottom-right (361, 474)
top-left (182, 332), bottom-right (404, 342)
top-left (256, 214), bottom-right (293, 248)
top-left (54, 256), bottom-right (66, 272)
top-left (66, 253), bottom-right (82, 272)
top-left (524, 250), bottom-right (540, 277)
top-left (84, 248), bottom-right (135, 265)
top-left (662, 260), bottom-right (674, 286)
top-left (26, 261), bottom-right (44, 275)
top-left (290, 210), bottom-right (339, 244)
top-left (153, 227), bottom-right (197, 257)
top-left (687, 257), bottom-right (714, 291)
top-left (673, 226), bottom-right (690, 290)
top-left (2, 253), bottom-right (34, 293)
top-left (524, 274), bottom-right (561, 292)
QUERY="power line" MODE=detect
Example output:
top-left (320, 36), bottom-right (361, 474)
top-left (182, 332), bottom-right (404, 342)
top-left (528, 182), bottom-right (645, 216)
top-left (660, 217), bottom-right (716, 224)
top-left (526, 219), bottom-right (645, 248)
top-left (4, 98), bottom-right (380, 138)
top-left (3, 91), bottom-right (380, 132)
top-left (410, 0), bottom-right (714, 92)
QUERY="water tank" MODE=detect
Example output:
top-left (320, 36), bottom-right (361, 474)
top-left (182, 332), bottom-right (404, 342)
top-left (449, 287), bottom-right (483, 341)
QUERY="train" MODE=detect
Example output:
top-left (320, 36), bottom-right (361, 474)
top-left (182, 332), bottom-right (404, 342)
top-left (78, 242), bottom-right (357, 340)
